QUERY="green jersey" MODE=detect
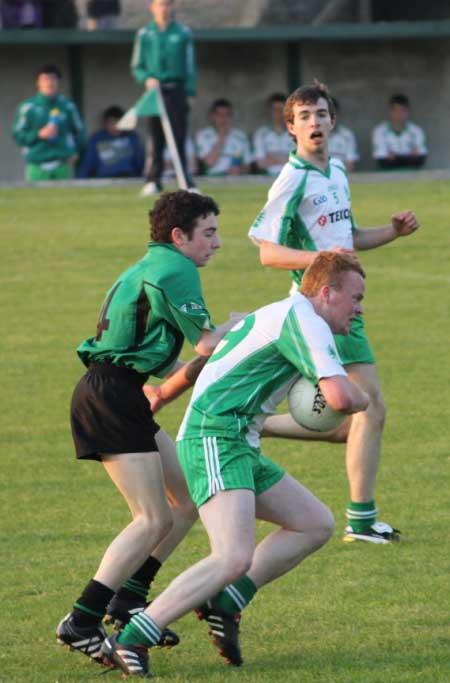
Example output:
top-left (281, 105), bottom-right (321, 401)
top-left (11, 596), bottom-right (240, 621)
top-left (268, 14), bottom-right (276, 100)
top-left (131, 20), bottom-right (196, 96)
top-left (77, 243), bottom-right (213, 377)
top-left (12, 92), bottom-right (85, 164)
top-left (248, 152), bottom-right (356, 284)
top-left (177, 292), bottom-right (345, 446)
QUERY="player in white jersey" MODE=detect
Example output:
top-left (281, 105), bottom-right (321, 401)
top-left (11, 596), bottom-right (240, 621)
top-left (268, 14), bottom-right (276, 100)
top-left (372, 93), bottom-right (427, 170)
top-left (196, 98), bottom-right (252, 176)
top-left (100, 253), bottom-right (370, 677)
top-left (249, 81), bottom-right (419, 544)
top-left (252, 93), bottom-right (293, 175)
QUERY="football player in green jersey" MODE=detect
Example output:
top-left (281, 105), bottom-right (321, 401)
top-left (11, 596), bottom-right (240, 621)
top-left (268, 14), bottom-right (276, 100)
top-left (249, 81), bottom-right (419, 544)
top-left (56, 190), bottom-right (244, 664)
top-left (100, 252), bottom-right (370, 676)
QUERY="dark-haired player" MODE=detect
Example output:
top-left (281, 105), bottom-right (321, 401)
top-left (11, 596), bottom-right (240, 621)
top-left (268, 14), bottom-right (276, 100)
top-left (56, 190), bottom-right (244, 663)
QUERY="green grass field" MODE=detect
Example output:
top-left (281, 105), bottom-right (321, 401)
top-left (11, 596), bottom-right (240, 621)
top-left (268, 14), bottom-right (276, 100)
top-left (1, 179), bottom-right (449, 683)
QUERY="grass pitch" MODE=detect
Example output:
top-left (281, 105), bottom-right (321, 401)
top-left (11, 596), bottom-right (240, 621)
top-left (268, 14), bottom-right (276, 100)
top-left (1, 178), bottom-right (449, 683)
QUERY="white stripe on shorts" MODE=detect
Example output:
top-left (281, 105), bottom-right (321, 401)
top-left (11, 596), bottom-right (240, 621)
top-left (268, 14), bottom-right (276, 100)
top-left (203, 436), bottom-right (224, 498)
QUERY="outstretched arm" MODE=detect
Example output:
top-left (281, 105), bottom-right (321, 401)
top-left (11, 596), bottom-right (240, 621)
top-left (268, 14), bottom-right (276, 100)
top-left (258, 240), bottom-right (354, 270)
top-left (353, 210), bottom-right (419, 250)
top-left (143, 312), bottom-right (247, 411)
top-left (144, 355), bottom-right (208, 413)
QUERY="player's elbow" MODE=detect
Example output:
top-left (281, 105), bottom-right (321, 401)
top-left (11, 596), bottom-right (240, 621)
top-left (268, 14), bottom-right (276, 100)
top-left (194, 334), bottom-right (215, 357)
top-left (321, 383), bottom-right (358, 414)
top-left (327, 393), bottom-right (354, 413)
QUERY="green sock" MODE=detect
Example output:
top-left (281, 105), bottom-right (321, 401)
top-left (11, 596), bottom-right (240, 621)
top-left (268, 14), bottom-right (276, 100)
top-left (117, 612), bottom-right (161, 647)
top-left (214, 575), bottom-right (257, 614)
top-left (346, 500), bottom-right (377, 532)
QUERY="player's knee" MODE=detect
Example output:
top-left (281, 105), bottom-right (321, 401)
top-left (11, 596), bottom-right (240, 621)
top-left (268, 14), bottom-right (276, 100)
top-left (219, 551), bottom-right (253, 585)
top-left (366, 387), bottom-right (386, 430)
top-left (140, 509), bottom-right (174, 544)
top-left (307, 505), bottom-right (335, 548)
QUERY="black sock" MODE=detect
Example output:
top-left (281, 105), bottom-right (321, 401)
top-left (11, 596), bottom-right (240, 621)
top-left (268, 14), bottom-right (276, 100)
top-left (115, 556), bottom-right (162, 602)
top-left (72, 579), bottom-right (115, 626)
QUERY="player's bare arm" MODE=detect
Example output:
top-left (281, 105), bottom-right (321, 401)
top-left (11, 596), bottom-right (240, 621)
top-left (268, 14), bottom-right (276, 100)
top-left (202, 133), bottom-right (227, 169)
top-left (194, 312), bottom-right (247, 356)
top-left (143, 313), bottom-right (248, 410)
top-left (258, 240), bottom-right (354, 270)
top-left (353, 210), bottom-right (419, 250)
top-left (144, 355), bottom-right (209, 412)
top-left (319, 375), bottom-right (369, 414)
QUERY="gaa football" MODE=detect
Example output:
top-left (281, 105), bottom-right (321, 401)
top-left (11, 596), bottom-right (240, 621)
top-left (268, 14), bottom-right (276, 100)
top-left (287, 377), bottom-right (346, 432)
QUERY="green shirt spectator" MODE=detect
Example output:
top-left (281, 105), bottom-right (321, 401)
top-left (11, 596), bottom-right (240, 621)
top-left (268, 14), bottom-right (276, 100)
top-left (131, 17), bottom-right (196, 96)
top-left (132, 0), bottom-right (197, 196)
top-left (12, 63), bottom-right (85, 181)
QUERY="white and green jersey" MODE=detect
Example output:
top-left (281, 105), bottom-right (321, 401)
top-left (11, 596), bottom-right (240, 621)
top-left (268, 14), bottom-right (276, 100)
top-left (252, 125), bottom-right (293, 175)
top-left (196, 126), bottom-right (252, 175)
top-left (328, 125), bottom-right (359, 165)
top-left (248, 152), bottom-right (356, 283)
top-left (177, 293), bottom-right (346, 447)
top-left (372, 121), bottom-right (427, 159)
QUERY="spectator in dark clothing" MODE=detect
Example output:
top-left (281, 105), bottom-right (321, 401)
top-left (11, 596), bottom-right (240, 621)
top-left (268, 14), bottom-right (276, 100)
top-left (1, 0), bottom-right (43, 28)
top-left (78, 106), bottom-right (145, 179)
top-left (42, 0), bottom-right (78, 27)
top-left (86, 0), bottom-right (121, 30)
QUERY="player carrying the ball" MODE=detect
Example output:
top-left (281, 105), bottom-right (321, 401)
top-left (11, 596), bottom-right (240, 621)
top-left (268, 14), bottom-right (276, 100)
top-left (249, 81), bottom-right (419, 544)
top-left (101, 252), bottom-right (370, 677)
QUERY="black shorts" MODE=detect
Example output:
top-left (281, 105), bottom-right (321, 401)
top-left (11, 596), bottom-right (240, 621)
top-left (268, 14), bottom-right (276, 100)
top-left (70, 363), bottom-right (160, 461)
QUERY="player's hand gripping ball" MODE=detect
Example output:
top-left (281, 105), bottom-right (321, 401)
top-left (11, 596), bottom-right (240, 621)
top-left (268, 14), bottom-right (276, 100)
top-left (288, 377), bottom-right (346, 432)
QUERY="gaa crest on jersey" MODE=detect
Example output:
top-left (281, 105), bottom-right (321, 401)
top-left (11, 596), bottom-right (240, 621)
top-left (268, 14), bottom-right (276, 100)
top-left (327, 344), bottom-right (338, 360)
top-left (318, 215), bottom-right (327, 227)
top-left (252, 209), bottom-right (266, 229)
top-left (180, 302), bottom-right (203, 312)
top-left (313, 194), bottom-right (328, 206)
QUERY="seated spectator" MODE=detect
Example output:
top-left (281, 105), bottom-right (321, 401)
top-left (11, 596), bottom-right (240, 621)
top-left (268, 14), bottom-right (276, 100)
top-left (372, 94), bottom-right (427, 169)
top-left (328, 97), bottom-right (359, 172)
top-left (42, 0), bottom-right (78, 27)
top-left (196, 98), bottom-right (251, 176)
top-left (78, 105), bottom-right (144, 178)
top-left (252, 93), bottom-right (292, 175)
top-left (86, 0), bottom-right (121, 30)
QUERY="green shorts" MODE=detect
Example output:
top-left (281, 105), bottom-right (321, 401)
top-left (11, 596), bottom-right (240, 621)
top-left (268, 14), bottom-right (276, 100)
top-left (25, 161), bottom-right (72, 181)
top-left (177, 436), bottom-right (285, 508)
top-left (334, 315), bottom-right (375, 366)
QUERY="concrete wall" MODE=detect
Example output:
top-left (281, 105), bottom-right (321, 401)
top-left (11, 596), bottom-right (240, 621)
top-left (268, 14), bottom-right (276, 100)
top-left (1, 36), bottom-right (450, 181)
top-left (302, 38), bottom-right (450, 170)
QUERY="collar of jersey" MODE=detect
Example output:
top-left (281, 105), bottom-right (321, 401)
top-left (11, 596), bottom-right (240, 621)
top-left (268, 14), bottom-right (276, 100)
top-left (148, 241), bottom-right (190, 261)
top-left (148, 19), bottom-right (176, 33)
top-left (388, 121), bottom-right (410, 136)
top-left (36, 93), bottom-right (59, 106)
top-left (289, 152), bottom-right (331, 178)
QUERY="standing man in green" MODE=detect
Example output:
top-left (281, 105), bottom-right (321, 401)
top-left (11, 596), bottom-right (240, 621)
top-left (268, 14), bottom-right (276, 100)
top-left (12, 64), bottom-right (85, 181)
top-left (132, 0), bottom-right (196, 196)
